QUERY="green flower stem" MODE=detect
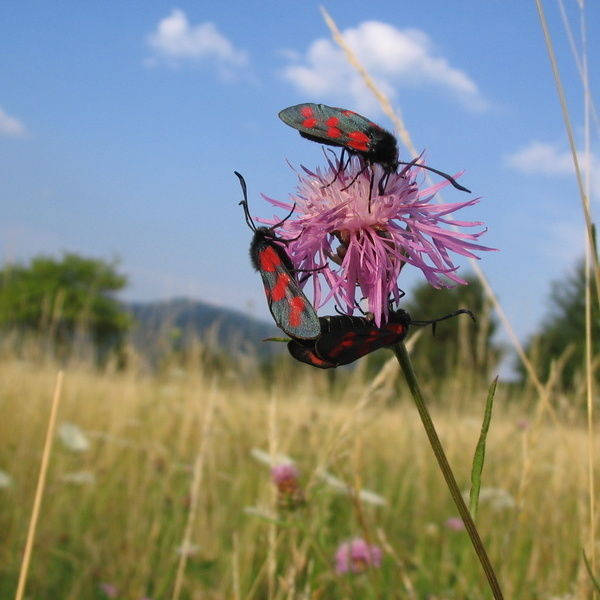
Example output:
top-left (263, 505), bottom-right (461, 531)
top-left (393, 343), bottom-right (504, 600)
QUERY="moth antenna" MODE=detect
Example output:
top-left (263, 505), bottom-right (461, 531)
top-left (334, 304), bottom-right (346, 316)
top-left (235, 171), bottom-right (256, 232)
top-left (398, 160), bottom-right (471, 193)
top-left (271, 202), bottom-right (297, 231)
top-left (297, 263), bottom-right (326, 285)
top-left (411, 308), bottom-right (476, 335)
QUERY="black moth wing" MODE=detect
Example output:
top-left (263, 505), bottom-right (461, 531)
top-left (287, 340), bottom-right (337, 369)
top-left (278, 103), bottom-right (398, 168)
top-left (286, 314), bottom-right (365, 369)
top-left (251, 230), bottom-right (321, 340)
top-left (287, 310), bottom-right (411, 368)
top-left (315, 311), bottom-right (410, 366)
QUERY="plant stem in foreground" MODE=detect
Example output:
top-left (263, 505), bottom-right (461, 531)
top-left (393, 343), bottom-right (504, 600)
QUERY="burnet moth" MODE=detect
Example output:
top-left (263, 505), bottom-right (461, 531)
top-left (287, 308), bottom-right (474, 369)
top-left (278, 103), bottom-right (470, 195)
top-left (235, 171), bottom-right (321, 340)
top-left (279, 103), bottom-right (399, 173)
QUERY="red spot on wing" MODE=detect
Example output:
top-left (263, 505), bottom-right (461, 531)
top-left (342, 110), bottom-right (356, 116)
top-left (325, 116), bottom-right (339, 127)
top-left (347, 131), bottom-right (370, 151)
top-left (301, 347), bottom-right (332, 367)
top-left (270, 272), bottom-right (292, 301)
top-left (288, 296), bottom-right (306, 327)
top-left (310, 354), bottom-right (330, 367)
top-left (259, 246), bottom-right (283, 272)
top-left (328, 332), bottom-right (357, 357)
top-left (302, 117), bottom-right (318, 128)
top-left (300, 106), bottom-right (314, 118)
top-left (327, 127), bottom-right (342, 138)
top-left (386, 323), bottom-right (407, 335)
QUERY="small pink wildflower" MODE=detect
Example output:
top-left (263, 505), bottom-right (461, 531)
top-left (334, 538), bottom-right (383, 574)
top-left (99, 582), bottom-right (119, 598)
top-left (271, 463), bottom-right (305, 509)
top-left (444, 516), bottom-right (466, 531)
top-left (262, 155), bottom-right (493, 325)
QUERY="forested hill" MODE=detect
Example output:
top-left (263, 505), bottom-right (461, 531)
top-left (126, 298), bottom-right (280, 357)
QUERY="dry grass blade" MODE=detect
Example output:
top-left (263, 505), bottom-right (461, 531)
top-left (536, 0), bottom-right (597, 575)
top-left (557, 0), bottom-right (600, 138)
top-left (14, 370), bottom-right (64, 600)
top-left (171, 383), bottom-right (217, 600)
top-left (586, 243), bottom-right (596, 575)
top-left (534, 0), bottom-right (600, 302)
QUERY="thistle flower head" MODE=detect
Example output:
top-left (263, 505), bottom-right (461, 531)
top-left (334, 537), bottom-right (383, 574)
top-left (261, 155), bottom-right (493, 325)
top-left (270, 462), bottom-right (298, 484)
top-left (271, 463), bottom-right (305, 510)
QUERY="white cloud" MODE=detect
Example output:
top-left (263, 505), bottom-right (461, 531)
top-left (281, 21), bottom-right (487, 114)
top-left (0, 106), bottom-right (26, 137)
top-left (505, 141), bottom-right (600, 197)
top-left (145, 9), bottom-right (248, 78)
top-left (505, 141), bottom-right (574, 175)
top-left (540, 219), bottom-right (585, 267)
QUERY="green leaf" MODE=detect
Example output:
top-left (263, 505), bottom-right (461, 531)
top-left (469, 376), bottom-right (498, 519)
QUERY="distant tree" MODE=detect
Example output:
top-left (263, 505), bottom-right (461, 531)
top-left (520, 259), bottom-right (599, 388)
top-left (402, 275), bottom-right (501, 379)
top-left (0, 253), bottom-right (131, 354)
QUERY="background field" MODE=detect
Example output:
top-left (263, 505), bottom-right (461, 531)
top-left (0, 336), bottom-right (595, 599)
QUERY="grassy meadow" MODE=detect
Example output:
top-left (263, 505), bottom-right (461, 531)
top-left (0, 337), bottom-right (596, 599)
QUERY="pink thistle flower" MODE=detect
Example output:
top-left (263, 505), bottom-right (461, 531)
top-left (334, 538), bottom-right (383, 574)
top-left (261, 156), bottom-right (494, 325)
top-left (271, 463), bottom-right (305, 509)
top-left (271, 462), bottom-right (299, 485)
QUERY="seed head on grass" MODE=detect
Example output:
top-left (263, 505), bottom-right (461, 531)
top-left (0, 469), bottom-right (13, 488)
top-left (261, 155), bottom-right (493, 325)
top-left (58, 422), bottom-right (90, 452)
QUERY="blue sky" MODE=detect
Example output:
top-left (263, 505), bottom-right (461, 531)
top-left (1, 1), bottom-right (598, 348)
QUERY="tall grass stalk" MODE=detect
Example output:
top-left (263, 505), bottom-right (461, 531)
top-left (534, 0), bottom-right (599, 300)
top-left (171, 381), bottom-right (217, 600)
top-left (14, 371), bottom-right (64, 600)
top-left (535, 0), bottom-right (598, 582)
